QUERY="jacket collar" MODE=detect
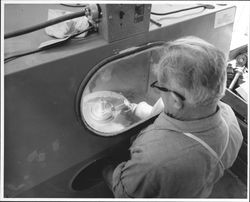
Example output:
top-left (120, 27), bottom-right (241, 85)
top-left (153, 106), bottom-right (222, 133)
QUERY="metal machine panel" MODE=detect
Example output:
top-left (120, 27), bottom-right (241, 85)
top-left (98, 4), bottom-right (151, 42)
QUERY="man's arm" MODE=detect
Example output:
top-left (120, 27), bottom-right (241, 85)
top-left (101, 146), bottom-right (160, 198)
top-left (132, 98), bottom-right (164, 119)
top-left (102, 164), bottom-right (116, 190)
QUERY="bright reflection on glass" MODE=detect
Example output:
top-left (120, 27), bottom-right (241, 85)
top-left (80, 46), bottom-right (163, 135)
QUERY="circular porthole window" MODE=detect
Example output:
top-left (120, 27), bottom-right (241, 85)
top-left (78, 42), bottom-right (164, 136)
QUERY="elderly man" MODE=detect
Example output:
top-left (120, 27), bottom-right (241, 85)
top-left (102, 36), bottom-right (243, 198)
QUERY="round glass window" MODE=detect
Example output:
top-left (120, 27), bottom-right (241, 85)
top-left (79, 44), bottom-right (164, 136)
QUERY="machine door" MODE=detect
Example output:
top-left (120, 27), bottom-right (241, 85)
top-left (77, 42), bottom-right (164, 136)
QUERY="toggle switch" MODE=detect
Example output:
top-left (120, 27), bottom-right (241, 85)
top-left (119, 10), bottom-right (125, 19)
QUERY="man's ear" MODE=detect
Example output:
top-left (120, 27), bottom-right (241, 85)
top-left (171, 92), bottom-right (183, 109)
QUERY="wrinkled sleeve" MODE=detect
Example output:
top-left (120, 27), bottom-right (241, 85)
top-left (111, 146), bottom-right (160, 198)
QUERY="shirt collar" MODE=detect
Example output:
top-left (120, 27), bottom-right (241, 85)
top-left (153, 105), bottom-right (223, 133)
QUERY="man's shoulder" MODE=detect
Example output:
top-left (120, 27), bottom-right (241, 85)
top-left (219, 101), bottom-right (236, 120)
top-left (133, 127), bottom-right (201, 161)
top-left (219, 101), bottom-right (242, 136)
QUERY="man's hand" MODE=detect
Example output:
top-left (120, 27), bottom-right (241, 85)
top-left (132, 101), bottom-right (153, 119)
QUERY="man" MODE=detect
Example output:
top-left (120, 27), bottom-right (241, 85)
top-left (102, 36), bottom-right (243, 198)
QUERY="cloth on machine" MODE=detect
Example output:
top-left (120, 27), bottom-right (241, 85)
top-left (45, 9), bottom-right (89, 39)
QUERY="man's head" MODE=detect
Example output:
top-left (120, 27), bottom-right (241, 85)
top-left (156, 36), bottom-right (227, 119)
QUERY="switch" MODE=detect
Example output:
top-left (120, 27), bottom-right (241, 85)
top-left (119, 11), bottom-right (125, 19)
top-left (134, 5), bottom-right (144, 23)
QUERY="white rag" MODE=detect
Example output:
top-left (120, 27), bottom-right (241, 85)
top-left (45, 9), bottom-right (89, 38)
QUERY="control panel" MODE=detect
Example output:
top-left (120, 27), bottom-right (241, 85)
top-left (98, 4), bottom-right (151, 42)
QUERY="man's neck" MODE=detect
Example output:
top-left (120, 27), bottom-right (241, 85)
top-left (166, 104), bottom-right (218, 121)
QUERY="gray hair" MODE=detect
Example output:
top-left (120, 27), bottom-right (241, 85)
top-left (157, 36), bottom-right (227, 106)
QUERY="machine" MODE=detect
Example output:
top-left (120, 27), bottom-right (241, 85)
top-left (4, 3), bottom-right (245, 198)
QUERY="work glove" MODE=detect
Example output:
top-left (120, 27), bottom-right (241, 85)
top-left (131, 101), bottom-right (153, 120)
